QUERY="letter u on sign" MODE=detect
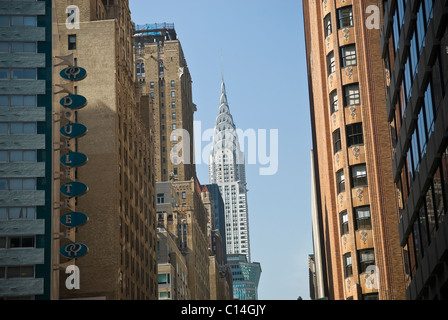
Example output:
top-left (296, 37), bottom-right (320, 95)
top-left (60, 123), bottom-right (88, 139)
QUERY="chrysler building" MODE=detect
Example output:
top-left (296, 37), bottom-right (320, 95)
top-left (209, 78), bottom-right (251, 262)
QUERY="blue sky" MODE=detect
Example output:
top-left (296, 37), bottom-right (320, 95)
top-left (129, 0), bottom-right (313, 300)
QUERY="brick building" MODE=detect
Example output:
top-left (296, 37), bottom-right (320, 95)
top-left (303, 0), bottom-right (406, 300)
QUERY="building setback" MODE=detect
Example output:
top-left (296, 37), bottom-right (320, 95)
top-left (156, 179), bottom-right (210, 300)
top-left (381, 0), bottom-right (448, 299)
top-left (0, 0), bottom-right (53, 300)
top-left (303, 0), bottom-right (406, 300)
top-left (157, 227), bottom-right (190, 300)
top-left (54, 0), bottom-right (158, 300)
top-left (199, 183), bottom-right (233, 300)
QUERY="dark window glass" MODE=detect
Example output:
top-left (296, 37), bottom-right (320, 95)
top-left (337, 169), bottom-right (345, 193)
top-left (324, 13), bottom-right (332, 37)
top-left (327, 51), bottom-right (335, 75)
top-left (363, 293), bottom-right (379, 300)
top-left (355, 206), bottom-right (371, 230)
top-left (358, 249), bottom-right (375, 274)
top-left (340, 44), bottom-right (357, 67)
top-left (346, 123), bottom-right (364, 147)
top-left (351, 164), bottom-right (368, 188)
top-left (68, 35), bottom-right (76, 50)
top-left (340, 210), bottom-right (349, 235)
top-left (333, 129), bottom-right (341, 154)
top-left (426, 183), bottom-right (437, 240)
top-left (344, 83), bottom-right (360, 106)
top-left (330, 90), bottom-right (338, 114)
top-left (337, 6), bottom-right (354, 29)
top-left (343, 253), bottom-right (352, 277)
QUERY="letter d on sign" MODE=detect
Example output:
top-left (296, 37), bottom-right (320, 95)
top-left (65, 265), bottom-right (80, 290)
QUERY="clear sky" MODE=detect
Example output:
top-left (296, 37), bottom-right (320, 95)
top-left (129, 0), bottom-right (313, 300)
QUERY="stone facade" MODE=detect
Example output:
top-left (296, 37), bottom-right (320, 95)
top-left (54, 0), bottom-right (157, 300)
top-left (156, 179), bottom-right (210, 300)
top-left (135, 31), bottom-right (196, 183)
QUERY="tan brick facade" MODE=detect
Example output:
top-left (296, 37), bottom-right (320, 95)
top-left (53, 0), bottom-right (157, 300)
top-left (304, 0), bottom-right (406, 300)
top-left (136, 38), bottom-right (196, 183)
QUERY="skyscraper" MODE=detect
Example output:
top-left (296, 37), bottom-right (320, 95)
top-left (303, 0), bottom-right (406, 300)
top-left (381, 0), bottom-right (448, 299)
top-left (0, 0), bottom-right (53, 300)
top-left (209, 79), bottom-right (251, 262)
top-left (227, 254), bottom-right (261, 301)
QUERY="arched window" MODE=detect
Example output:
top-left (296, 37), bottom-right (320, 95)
top-left (136, 63), bottom-right (141, 76)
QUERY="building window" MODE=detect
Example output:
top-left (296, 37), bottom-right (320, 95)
top-left (0, 95), bottom-right (36, 107)
top-left (337, 6), bottom-right (354, 29)
top-left (159, 62), bottom-right (164, 76)
top-left (324, 13), bottom-right (332, 37)
top-left (344, 83), bottom-right (360, 107)
top-left (150, 82), bottom-right (155, 89)
top-left (343, 253), bottom-right (353, 278)
top-left (330, 90), bottom-right (338, 114)
top-left (0, 69), bottom-right (36, 80)
top-left (182, 192), bottom-right (186, 199)
top-left (68, 35), bottom-right (76, 50)
top-left (1, 266), bottom-right (34, 279)
top-left (0, 42), bottom-right (36, 54)
top-left (327, 51), bottom-right (336, 75)
top-left (0, 122), bottom-right (37, 135)
top-left (0, 16), bottom-right (37, 27)
top-left (358, 249), bottom-right (375, 274)
top-left (0, 207), bottom-right (36, 220)
top-left (172, 113), bottom-right (176, 120)
top-left (0, 236), bottom-right (35, 249)
top-left (157, 194), bottom-right (164, 204)
top-left (346, 122), bottom-right (364, 147)
top-left (340, 210), bottom-right (349, 235)
top-left (362, 293), bottom-right (379, 300)
top-left (336, 169), bottom-right (345, 194)
top-left (171, 91), bottom-right (175, 98)
top-left (171, 80), bottom-right (175, 88)
top-left (355, 206), bottom-right (371, 230)
top-left (351, 164), bottom-right (368, 188)
top-left (0, 178), bottom-right (36, 190)
top-left (333, 129), bottom-right (342, 154)
top-left (340, 44), bottom-right (357, 67)
top-left (0, 150), bottom-right (37, 163)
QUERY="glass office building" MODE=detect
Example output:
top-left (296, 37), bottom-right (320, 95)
top-left (381, 0), bottom-right (448, 299)
top-left (0, 0), bottom-right (53, 300)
